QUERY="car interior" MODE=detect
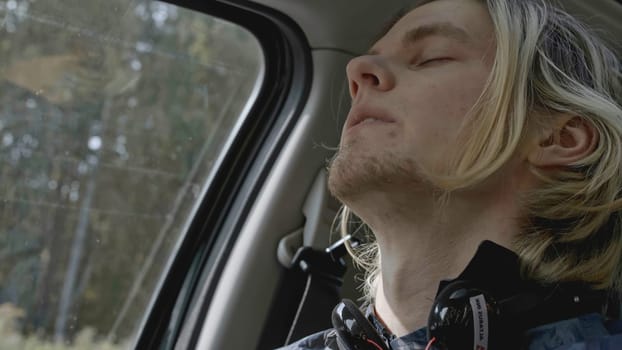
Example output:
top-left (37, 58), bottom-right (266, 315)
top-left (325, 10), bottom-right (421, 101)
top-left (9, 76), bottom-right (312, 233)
top-left (1, 0), bottom-right (621, 349)
top-left (171, 1), bottom-right (622, 349)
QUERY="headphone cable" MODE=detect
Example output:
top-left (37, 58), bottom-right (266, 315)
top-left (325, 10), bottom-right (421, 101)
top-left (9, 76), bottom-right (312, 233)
top-left (425, 337), bottom-right (437, 350)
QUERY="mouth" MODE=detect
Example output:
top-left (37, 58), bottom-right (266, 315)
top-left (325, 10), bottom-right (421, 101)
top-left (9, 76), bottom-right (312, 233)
top-left (346, 107), bottom-right (396, 130)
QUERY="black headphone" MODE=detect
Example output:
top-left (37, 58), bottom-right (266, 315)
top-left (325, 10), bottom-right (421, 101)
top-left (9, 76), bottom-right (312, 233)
top-left (331, 280), bottom-right (607, 350)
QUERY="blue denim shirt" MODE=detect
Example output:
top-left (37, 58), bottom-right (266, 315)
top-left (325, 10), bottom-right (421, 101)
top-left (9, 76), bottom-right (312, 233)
top-left (525, 313), bottom-right (622, 350)
top-left (278, 312), bottom-right (622, 350)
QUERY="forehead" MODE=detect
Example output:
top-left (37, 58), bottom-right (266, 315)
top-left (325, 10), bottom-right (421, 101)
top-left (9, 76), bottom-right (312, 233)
top-left (374, 0), bottom-right (494, 50)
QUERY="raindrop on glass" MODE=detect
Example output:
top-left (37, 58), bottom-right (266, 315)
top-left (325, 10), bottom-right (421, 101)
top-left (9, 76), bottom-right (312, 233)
top-left (25, 98), bottom-right (37, 109)
top-left (2, 133), bottom-right (13, 147)
top-left (130, 59), bottom-right (142, 71)
top-left (88, 136), bottom-right (102, 151)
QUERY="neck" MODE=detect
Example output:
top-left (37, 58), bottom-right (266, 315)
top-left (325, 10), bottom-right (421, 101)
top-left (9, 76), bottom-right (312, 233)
top-left (346, 184), bottom-right (523, 336)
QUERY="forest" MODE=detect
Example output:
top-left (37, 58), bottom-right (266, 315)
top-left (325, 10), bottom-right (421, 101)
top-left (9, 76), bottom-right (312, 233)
top-left (0, 0), bottom-right (263, 347)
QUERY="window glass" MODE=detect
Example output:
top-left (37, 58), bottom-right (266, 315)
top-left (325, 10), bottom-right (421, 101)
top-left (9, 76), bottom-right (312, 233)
top-left (0, 0), bottom-right (263, 347)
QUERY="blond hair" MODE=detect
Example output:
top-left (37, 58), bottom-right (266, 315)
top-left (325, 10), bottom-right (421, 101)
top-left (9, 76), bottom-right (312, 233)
top-left (338, 0), bottom-right (622, 303)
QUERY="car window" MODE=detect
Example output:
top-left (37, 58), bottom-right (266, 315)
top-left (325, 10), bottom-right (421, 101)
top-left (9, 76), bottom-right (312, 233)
top-left (0, 0), bottom-right (263, 348)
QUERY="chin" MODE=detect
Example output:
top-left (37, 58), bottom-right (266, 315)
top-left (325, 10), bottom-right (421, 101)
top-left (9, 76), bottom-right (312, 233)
top-left (328, 148), bottom-right (423, 201)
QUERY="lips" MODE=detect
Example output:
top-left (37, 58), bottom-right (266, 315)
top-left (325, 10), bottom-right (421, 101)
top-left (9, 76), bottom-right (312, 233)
top-left (345, 105), bottom-right (396, 130)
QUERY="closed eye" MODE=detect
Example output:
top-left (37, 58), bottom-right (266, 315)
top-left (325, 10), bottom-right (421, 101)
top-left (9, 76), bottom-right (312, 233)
top-left (418, 57), bottom-right (452, 66)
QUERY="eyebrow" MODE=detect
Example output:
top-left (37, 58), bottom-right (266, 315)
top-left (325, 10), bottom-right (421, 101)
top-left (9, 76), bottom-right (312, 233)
top-left (368, 22), bottom-right (471, 55)
top-left (402, 22), bottom-right (471, 47)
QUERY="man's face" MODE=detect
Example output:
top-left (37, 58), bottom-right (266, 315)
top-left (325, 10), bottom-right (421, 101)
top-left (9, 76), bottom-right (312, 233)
top-left (329, 0), bottom-right (496, 200)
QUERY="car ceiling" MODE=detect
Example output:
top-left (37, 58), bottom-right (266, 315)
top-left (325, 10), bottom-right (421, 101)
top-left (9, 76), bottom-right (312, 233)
top-left (255, 0), bottom-right (622, 55)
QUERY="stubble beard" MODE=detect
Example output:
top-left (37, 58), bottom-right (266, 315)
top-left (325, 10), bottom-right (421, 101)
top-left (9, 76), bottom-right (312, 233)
top-left (327, 141), bottom-right (423, 203)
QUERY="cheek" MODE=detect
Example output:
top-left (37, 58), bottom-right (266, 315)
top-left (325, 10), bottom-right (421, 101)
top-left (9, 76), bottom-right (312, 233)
top-left (402, 88), bottom-right (469, 139)
top-left (443, 78), bottom-right (486, 117)
top-left (399, 76), bottom-right (486, 154)
top-left (420, 70), bottom-right (487, 125)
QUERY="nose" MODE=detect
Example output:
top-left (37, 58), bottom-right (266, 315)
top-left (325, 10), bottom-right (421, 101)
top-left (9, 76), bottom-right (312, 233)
top-left (346, 55), bottom-right (395, 99)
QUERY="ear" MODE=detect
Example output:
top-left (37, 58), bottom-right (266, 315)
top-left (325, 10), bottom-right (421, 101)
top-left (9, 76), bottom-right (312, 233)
top-left (527, 116), bottom-right (598, 167)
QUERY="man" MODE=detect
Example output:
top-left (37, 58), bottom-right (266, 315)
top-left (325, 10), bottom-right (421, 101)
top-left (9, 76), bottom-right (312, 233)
top-left (281, 0), bottom-right (622, 349)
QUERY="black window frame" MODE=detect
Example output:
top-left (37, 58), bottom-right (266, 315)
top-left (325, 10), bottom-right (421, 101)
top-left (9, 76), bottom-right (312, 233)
top-left (134, 0), bottom-right (312, 348)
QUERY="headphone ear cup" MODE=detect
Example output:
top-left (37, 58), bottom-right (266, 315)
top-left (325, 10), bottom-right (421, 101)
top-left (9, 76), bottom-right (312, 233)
top-left (332, 299), bottom-right (389, 350)
top-left (427, 281), bottom-right (501, 350)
